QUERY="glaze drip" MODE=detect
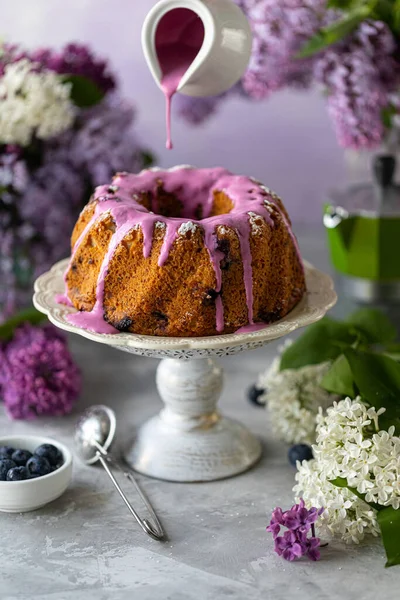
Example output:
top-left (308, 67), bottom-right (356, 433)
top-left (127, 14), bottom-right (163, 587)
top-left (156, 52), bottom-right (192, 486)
top-left (155, 8), bottom-right (205, 149)
top-left (64, 166), bottom-right (303, 335)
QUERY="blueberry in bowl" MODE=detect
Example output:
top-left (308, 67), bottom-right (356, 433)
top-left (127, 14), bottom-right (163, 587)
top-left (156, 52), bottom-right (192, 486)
top-left (26, 456), bottom-right (52, 478)
top-left (11, 449), bottom-right (32, 467)
top-left (1, 444), bottom-right (64, 480)
top-left (0, 459), bottom-right (17, 481)
top-left (7, 466), bottom-right (29, 481)
top-left (0, 436), bottom-right (72, 513)
top-left (0, 446), bottom-right (15, 459)
top-left (34, 444), bottom-right (63, 468)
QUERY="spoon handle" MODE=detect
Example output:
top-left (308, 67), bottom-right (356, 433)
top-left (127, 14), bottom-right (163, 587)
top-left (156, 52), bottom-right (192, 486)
top-left (97, 452), bottom-right (165, 540)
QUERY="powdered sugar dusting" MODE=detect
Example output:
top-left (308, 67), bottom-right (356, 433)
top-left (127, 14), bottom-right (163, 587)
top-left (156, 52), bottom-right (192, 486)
top-left (248, 212), bottom-right (264, 234)
top-left (178, 221), bottom-right (198, 235)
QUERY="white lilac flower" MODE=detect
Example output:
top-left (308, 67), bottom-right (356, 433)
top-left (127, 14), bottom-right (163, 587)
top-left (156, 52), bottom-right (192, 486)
top-left (0, 59), bottom-right (75, 146)
top-left (258, 344), bottom-right (336, 444)
top-left (313, 399), bottom-right (400, 509)
top-left (294, 458), bottom-right (380, 544)
top-left (295, 397), bottom-right (400, 543)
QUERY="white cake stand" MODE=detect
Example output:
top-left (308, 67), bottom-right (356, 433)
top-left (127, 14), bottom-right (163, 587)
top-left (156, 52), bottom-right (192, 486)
top-left (33, 259), bottom-right (336, 482)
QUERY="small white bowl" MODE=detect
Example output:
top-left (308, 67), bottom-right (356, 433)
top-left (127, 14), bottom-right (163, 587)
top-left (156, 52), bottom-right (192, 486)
top-left (0, 435), bottom-right (73, 513)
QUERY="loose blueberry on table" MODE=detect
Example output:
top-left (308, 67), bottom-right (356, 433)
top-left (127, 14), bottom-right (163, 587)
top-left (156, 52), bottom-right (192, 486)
top-left (247, 384), bottom-right (266, 406)
top-left (0, 444), bottom-right (64, 481)
top-left (288, 443), bottom-right (313, 467)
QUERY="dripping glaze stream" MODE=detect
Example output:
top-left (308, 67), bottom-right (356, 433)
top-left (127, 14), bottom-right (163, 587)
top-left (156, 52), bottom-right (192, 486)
top-left (155, 8), bottom-right (205, 149)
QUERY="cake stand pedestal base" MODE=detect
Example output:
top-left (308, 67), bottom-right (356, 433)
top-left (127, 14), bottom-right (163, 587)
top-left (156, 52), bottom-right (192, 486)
top-left (127, 358), bottom-right (262, 482)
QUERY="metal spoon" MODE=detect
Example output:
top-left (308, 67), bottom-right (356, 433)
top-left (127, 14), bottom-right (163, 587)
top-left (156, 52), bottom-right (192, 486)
top-left (74, 405), bottom-right (164, 541)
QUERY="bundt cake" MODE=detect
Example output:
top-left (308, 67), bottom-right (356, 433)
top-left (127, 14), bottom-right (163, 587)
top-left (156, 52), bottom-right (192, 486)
top-left (63, 166), bottom-right (306, 337)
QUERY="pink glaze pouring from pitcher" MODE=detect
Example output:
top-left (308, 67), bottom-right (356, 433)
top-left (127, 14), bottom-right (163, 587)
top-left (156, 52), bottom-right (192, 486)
top-left (155, 9), bottom-right (205, 149)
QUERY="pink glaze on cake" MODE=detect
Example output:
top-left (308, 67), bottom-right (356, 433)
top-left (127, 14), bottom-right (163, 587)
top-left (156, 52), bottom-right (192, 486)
top-left (64, 166), bottom-right (303, 336)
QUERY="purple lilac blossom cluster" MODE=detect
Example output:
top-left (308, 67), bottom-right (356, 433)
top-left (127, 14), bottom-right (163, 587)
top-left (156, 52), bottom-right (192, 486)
top-left (314, 20), bottom-right (399, 149)
top-left (240, 0), bottom-right (330, 99)
top-left (0, 43), bottom-right (150, 321)
top-left (177, 1), bottom-right (400, 150)
top-left (0, 42), bottom-right (116, 93)
top-left (0, 323), bottom-right (81, 420)
top-left (30, 43), bottom-right (116, 94)
top-left (266, 499), bottom-right (324, 561)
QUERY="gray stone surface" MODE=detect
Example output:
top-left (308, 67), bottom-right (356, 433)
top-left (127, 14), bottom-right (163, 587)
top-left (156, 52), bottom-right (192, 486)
top-left (1, 227), bottom-right (399, 599)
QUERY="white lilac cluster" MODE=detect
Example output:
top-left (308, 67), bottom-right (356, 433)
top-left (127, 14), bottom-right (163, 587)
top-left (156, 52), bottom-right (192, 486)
top-left (0, 59), bottom-right (74, 145)
top-left (259, 345), bottom-right (336, 444)
top-left (294, 398), bottom-right (400, 543)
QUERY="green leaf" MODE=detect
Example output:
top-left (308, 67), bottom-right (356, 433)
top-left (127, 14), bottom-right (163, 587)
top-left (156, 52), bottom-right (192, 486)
top-left (327, 0), bottom-right (359, 7)
top-left (62, 74), bottom-right (104, 108)
top-left (331, 477), bottom-right (382, 512)
top-left (395, 0), bottom-right (400, 32)
top-left (374, 0), bottom-right (399, 30)
top-left (141, 150), bottom-right (155, 169)
top-left (384, 343), bottom-right (400, 361)
top-left (318, 8), bottom-right (370, 43)
top-left (381, 104), bottom-right (397, 130)
top-left (377, 507), bottom-right (400, 567)
top-left (333, 478), bottom-right (400, 567)
top-left (346, 308), bottom-right (397, 344)
top-left (385, 343), bottom-right (400, 353)
top-left (320, 354), bottom-right (356, 397)
top-left (279, 317), bottom-right (357, 371)
top-left (296, 32), bottom-right (329, 59)
top-left (343, 348), bottom-right (400, 433)
top-left (0, 307), bottom-right (46, 342)
top-left (296, 5), bottom-right (371, 58)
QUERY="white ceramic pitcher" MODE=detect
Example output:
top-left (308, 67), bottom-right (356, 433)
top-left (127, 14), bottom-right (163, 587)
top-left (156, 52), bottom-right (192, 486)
top-left (141, 0), bottom-right (253, 98)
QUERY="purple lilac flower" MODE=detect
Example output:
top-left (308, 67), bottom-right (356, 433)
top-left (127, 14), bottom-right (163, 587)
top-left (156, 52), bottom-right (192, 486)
top-left (303, 534), bottom-right (321, 561)
top-left (267, 500), bottom-right (324, 562)
top-left (0, 43), bottom-right (28, 75)
top-left (176, 1), bottom-right (330, 124)
top-left (46, 93), bottom-right (143, 186)
top-left (274, 529), bottom-right (322, 561)
top-left (282, 498), bottom-right (323, 532)
top-left (240, 0), bottom-right (330, 99)
top-left (175, 93), bottom-right (227, 125)
top-left (0, 323), bottom-right (81, 420)
top-left (274, 530), bottom-right (304, 561)
top-left (266, 506), bottom-right (284, 537)
top-left (19, 161), bottom-right (84, 271)
top-left (0, 146), bottom-right (83, 323)
top-left (0, 40), bottom-right (149, 321)
top-left (0, 149), bottom-right (34, 321)
top-left (177, 5), bottom-right (400, 150)
top-left (314, 20), bottom-right (399, 149)
top-left (0, 42), bottom-right (115, 94)
top-left (30, 43), bottom-right (116, 94)
top-left (0, 91), bottom-right (148, 321)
